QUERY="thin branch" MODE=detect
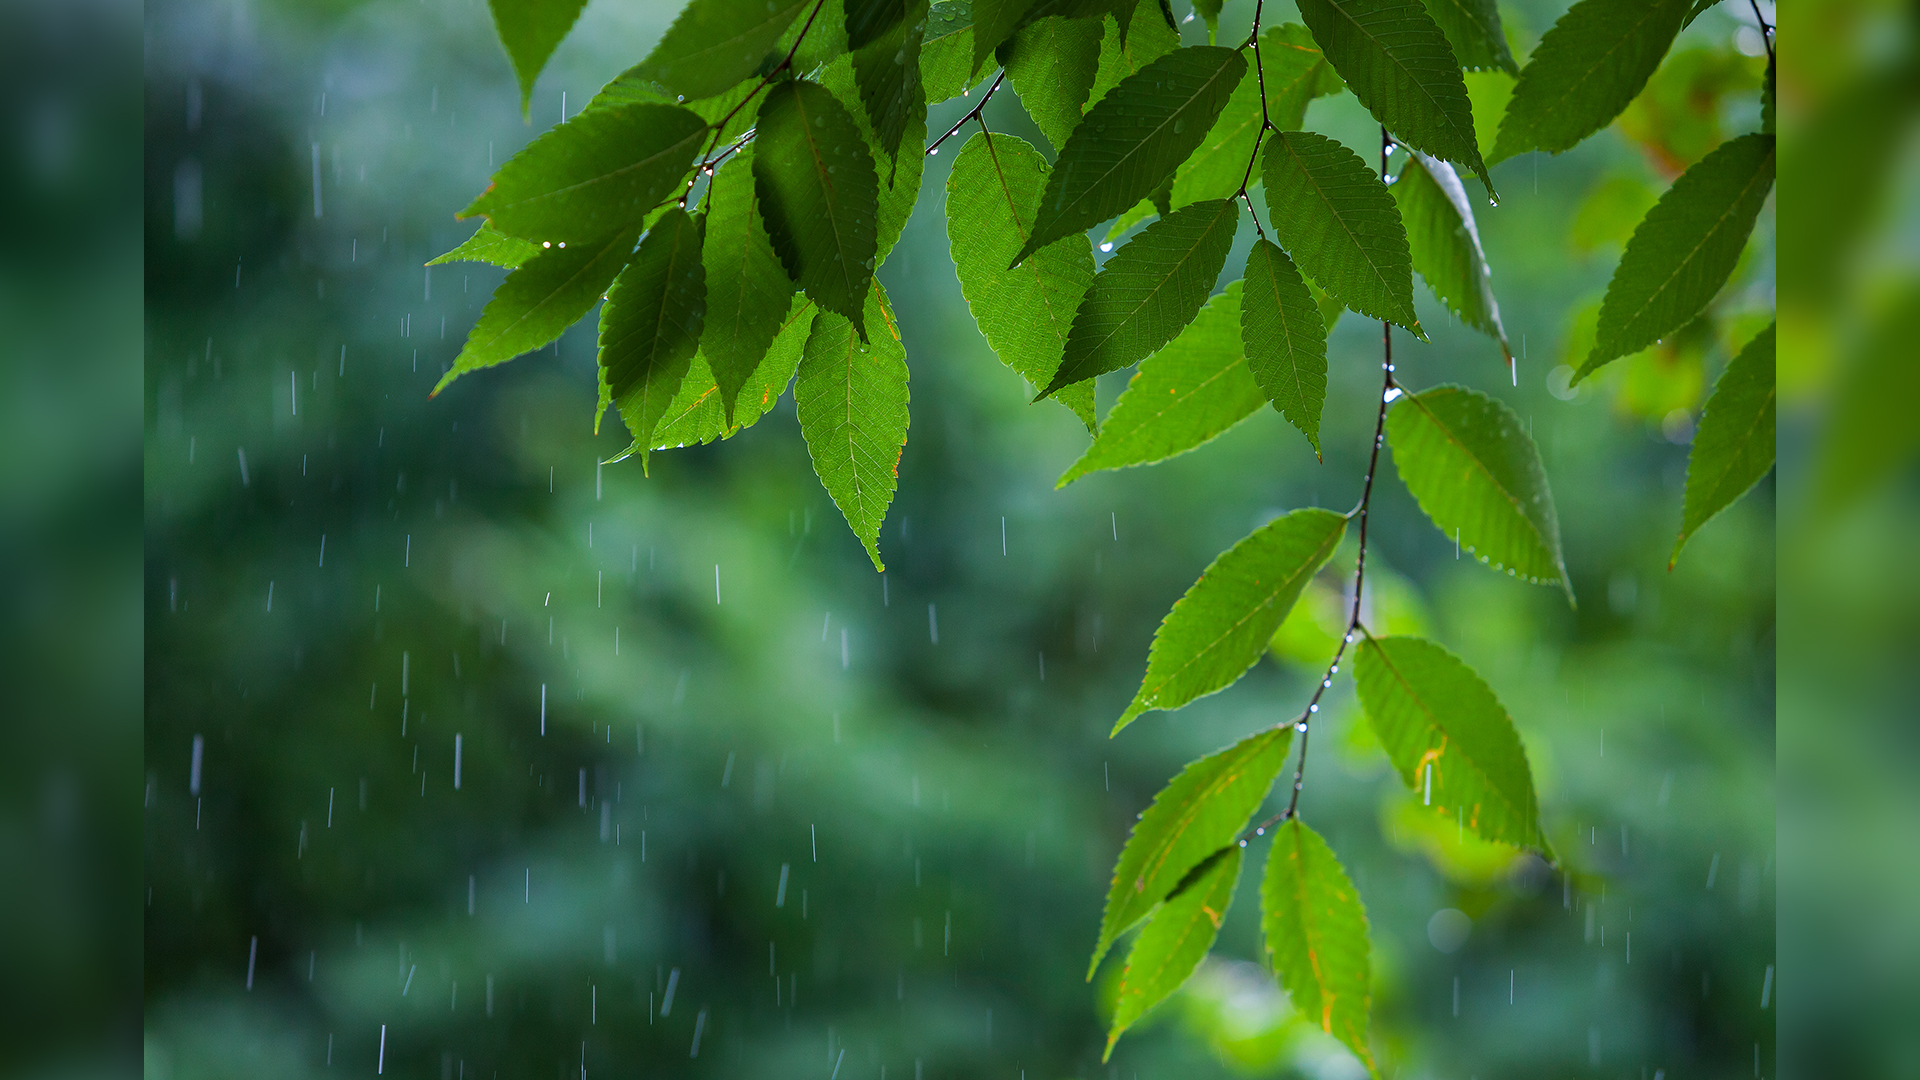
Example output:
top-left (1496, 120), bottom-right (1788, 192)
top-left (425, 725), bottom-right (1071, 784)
top-left (681, 0), bottom-right (834, 200)
top-left (927, 70), bottom-right (1007, 156)
top-left (1235, 0), bottom-right (1273, 200)
top-left (1744, 0), bottom-right (1775, 63)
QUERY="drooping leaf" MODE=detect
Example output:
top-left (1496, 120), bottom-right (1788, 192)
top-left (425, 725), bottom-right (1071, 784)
top-left (789, 0), bottom-right (854, 71)
top-left (846, 0), bottom-right (910, 48)
top-left (433, 224), bottom-right (639, 396)
top-left (817, 54), bottom-right (927, 260)
top-left (584, 71), bottom-right (761, 149)
top-left (1418, 0), bottom-right (1517, 74)
top-left (1580, 133), bottom-right (1774, 379)
top-left (1294, 0), bottom-right (1493, 194)
top-left (428, 223), bottom-right (541, 269)
top-left (1261, 820), bottom-right (1380, 1078)
top-left (972, 0), bottom-right (1040, 71)
top-left (641, 297), bottom-right (817, 455)
top-left (1353, 635), bottom-right (1548, 851)
top-left (753, 79), bottom-right (881, 340)
top-left (1682, 0), bottom-right (1720, 26)
top-left (1117, 507), bottom-right (1348, 731)
top-left (1490, 0), bottom-right (1693, 163)
top-left (1391, 150), bottom-right (1510, 363)
top-left (1086, 0), bottom-right (1183, 109)
top-left (699, 148), bottom-right (797, 424)
top-left (1386, 385), bottom-right (1571, 597)
top-left (1262, 130), bottom-right (1420, 332)
top-left (1003, 16), bottom-right (1105, 151)
top-left (1090, 728), bottom-right (1294, 975)
top-left (796, 282), bottom-right (910, 570)
top-left (1242, 239), bottom-right (1330, 454)
top-left (1043, 198), bottom-right (1241, 396)
top-left (462, 104), bottom-right (708, 242)
top-left (629, 0), bottom-right (812, 101)
top-left (1163, 25), bottom-right (1342, 215)
top-left (1014, 47), bottom-right (1247, 267)
top-left (487, 0), bottom-right (590, 115)
top-left (597, 208), bottom-right (707, 470)
top-left (1105, 846), bottom-right (1242, 1059)
top-left (947, 132), bottom-right (1099, 431)
top-left (1059, 281), bottom-right (1261, 484)
top-left (852, 0), bottom-right (930, 157)
top-left (922, 1), bottom-right (992, 102)
top-left (1672, 323), bottom-right (1774, 566)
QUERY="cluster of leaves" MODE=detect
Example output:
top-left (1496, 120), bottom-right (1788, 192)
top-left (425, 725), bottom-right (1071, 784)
top-left (439, 0), bottom-right (1774, 1070)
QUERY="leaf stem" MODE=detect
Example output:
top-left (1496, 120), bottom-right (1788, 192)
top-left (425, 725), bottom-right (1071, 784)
top-left (927, 70), bottom-right (1008, 155)
top-left (1744, 0), bottom-right (1775, 63)
top-left (1235, 0), bottom-right (1273, 201)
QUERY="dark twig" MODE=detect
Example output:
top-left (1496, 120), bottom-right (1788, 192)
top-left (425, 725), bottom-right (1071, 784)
top-left (1745, 0), bottom-right (1775, 63)
top-left (927, 70), bottom-right (1007, 156)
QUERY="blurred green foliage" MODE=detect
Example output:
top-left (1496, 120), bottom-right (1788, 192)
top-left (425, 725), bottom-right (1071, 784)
top-left (137, 0), bottom-right (1783, 1077)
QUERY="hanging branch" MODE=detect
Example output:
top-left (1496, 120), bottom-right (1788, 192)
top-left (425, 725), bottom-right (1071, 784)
top-left (927, 70), bottom-right (1008, 156)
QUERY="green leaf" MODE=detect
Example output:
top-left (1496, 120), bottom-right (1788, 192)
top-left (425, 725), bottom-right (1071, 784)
top-left (947, 132), bottom-right (1099, 431)
top-left (428, 223), bottom-right (541, 269)
top-left (1105, 846), bottom-right (1242, 1059)
top-left (1672, 323), bottom-right (1774, 566)
top-left (641, 298), bottom-right (817, 456)
top-left (1580, 133), bottom-right (1774, 379)
top-left (1242, 240), bottom-right (1330, 454)
top-left (486, 0), bottom-right (589, 116)
top-left (462, 104), bottom-right (708, 243)
top-left (1087, 0), bottom-right (1182, 110)
top-left (584, 72), bottom-right (760, 150)
top-left (796, 282), bottom-right (910, 570)
top-left (1813, 287), bottom-right (1920, 511)
top-left (1261, 820), bottom-right (1379, 1078)
top-left (846, 0), bottom-right (910, 48)
top-left (1385, 384), bottom-right (1571, 597)
top-left (973, 0), bottom-right (1040, 71)
top-left (1418, 0), bottom-right (1517, 74)
top-left (1014, 46), bottom-right (1247, 267)
top-left (597, 208), bottom-right (707, 470)
top-left (817, 54), bottom-right (927, 261)
top-left (1353, 635), bottom-right (1548, 851)
top-left (1193, 0), bottom-right (1224, 39)
top-left (1059, 281), bottom-right (1261, 484)
top-left (1392, 150), bottom-right (1511, 364)
top-left (1003, 16), bottom-right (1105, 152)
top-left (1117, 507), bottom-right (1347, 731)
top-left (1090, 728), bottom-right (1293, 975)
top-left (1043, 198), bottom-right (1241, 396)
top-left (698, 148), bottom-right (798, 424)
top-left (433, 224), bottom-right (639, 396)
top-left (852, 0), bottom-right (930, 157)
top-left (629, 0), bottom-right (812, 101)
top-left (1307, 275), bottom-right (1346, 333)
top-left (922, 1), bottom-right (992, 102)
top-left (1490, 0), bottom-right (1693, 163)
top-left (1295, 0), bottom-right (1493, 195)
top-left (753, 79), bottom-right (881, 341)
top-left (1262, 130), bottom-right (1420, 332)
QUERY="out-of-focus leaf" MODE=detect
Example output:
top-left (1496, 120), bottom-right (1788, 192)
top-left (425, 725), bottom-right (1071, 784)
top-left (1615, 47), bottom-right (1764, 175)
top-left (1490, 0), bottom-right (1692, 163)
top-left (1116, 507), bottom-right (1348, 731)
top-left (1106, 847), bottom-right (1242, 1058)
top-left (1044, 198), bottom-right (1241, 395)
top-left (428, 224), bottom-right (541, 269)
top-left (462, 104), bottom-right (707, 242)
top-left (753, 79), bottom-right (881, 340)
top-left (1418, 0), bottom-right (1516, 73)
top-left (1353, 635), bottom-right (1549, 852)
top-left (1015, 47), bottom-right (1246, 267)
top-left (1386, 384), bottom-right (1571, 597)
top-left (1241, 239), bottom-right (1330, 454)
top-left (643, 298), bottom-right (816, 454)
top-left (1090, 728), bottom-right (1294, 974)
top-left (947, 132), bottom-right (1098, 430)
top-left (1261, 819), bottom-right (1380, 1078)
top-left (1295, 0), bottom-right (1493, 194)
top-left (598, 208), bottom-right (707, 469)
top-left (487, 0), bottom-right (589, 115)
top-left (1262, 130), bottom-right (1419, 332)
top-left (796, 282), bottom-right (910, 570)
top-left (629, 0), bottom-right (812, 101)
top-left (852, 0), bottom-right (930, 156)
top-left (1672, 323), bottom-right (1774, 566)
top-left (1059, 281), bottom-right (1259, 484)
top-left (699, 148), bottom-right (797, 423)
top-left (1814, 287), bottom-right (1920, 511)
top-left (1003, 15), bottom-right (1105, 151)
top-left (1567, 172), bottom-right (1660, 257)
top-left (433, 224), bottom-right (639, 395)
top-left (1581, 133), bottom-right (1774, 379)
top-left (1392, 151), bottom-right (1510, 364)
